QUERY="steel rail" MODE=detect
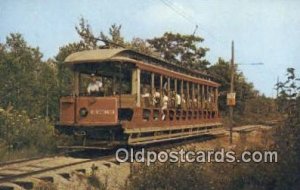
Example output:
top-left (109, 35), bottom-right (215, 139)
top-left (0, 155), bottom-right (115, 184)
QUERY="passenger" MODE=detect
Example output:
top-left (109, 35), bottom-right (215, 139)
top-left (152, 88), bottom-right (161, 107)
top-left (141, 87), bottom-right (151, 98)
top-left (170, 91), bottom-right (176, 108)
top-left (163, 81), bottom-right (168, 91)
top-left (161, 92), bottom-right (169, 120)
top-left (193, 96), bottom-right (198, 108)
top-left (208, 92), bottom-right (212, 102)
top-left (87, 74), bottom-right (103, 96)
top-left (141, 87), bottom-right (151, 107)
top-left (181, 94), bottom-right (187, 109)
top-left (208, 93), bottom-right (214, 109)
top-left (189, 99), bottom-right (193, 109)
top-left (175, 93), bottom-right (181, 109)
top-left (204, 99), bottom-right (208, 109)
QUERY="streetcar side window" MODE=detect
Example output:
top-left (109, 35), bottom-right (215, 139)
top-left (141, 71), bottom-right (151, 108)
top-left (142, 109), bottom-right (151, 121)
top-left (153, 109), bottom-right (160, 121)
top-left (182, 110), bottom-right (187, 120)
top-left (169, 110), bottom-right (175, 121)
top-left (176, 110), bottom-right (181, 120)
top-left (193, 111), bottom-right (197, 119)
top-left (169, 78), bottom-right (175, 109)
top-left (182, 81), bottom-right (187, 110)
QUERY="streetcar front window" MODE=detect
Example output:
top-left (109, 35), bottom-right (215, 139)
top-left (76, 62), bottom-right (132, 97)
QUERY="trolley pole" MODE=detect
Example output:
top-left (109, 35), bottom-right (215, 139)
top-left (229, 41), bottom-right (234, 144)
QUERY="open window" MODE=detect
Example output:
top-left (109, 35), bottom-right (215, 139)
top-left (140, 71), bottom-right (152, 108)
top-left (75, 62), bottom-right (133, 97)
top-left (143, 109), bottom-right (151, 121)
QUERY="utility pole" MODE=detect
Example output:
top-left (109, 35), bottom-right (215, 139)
top-left (226, 41), bottom-right (262, 144)
top-left (276, 76), bottom-right (279, 98)
top-left (229, 41), bottom-right (234, 144)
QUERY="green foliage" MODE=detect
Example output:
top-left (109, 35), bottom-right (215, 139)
top-left (100, 24), bottom-right (127, 48)
top-left (275, 67), bottom-right (300, 113)
top-left (209, 58), bottom-right (257, 117)
top-left (73, 17), bottom-right (127, 50)
top-left (243, 95), bottom-right (279, 124)
top-left (272, 68), bottom-right (300, 189)
top-left (0, 107), bottom-right (57, 154)
top-left (127, 161), bottom-right (277, 190)
top-left (0, 33), bottom-right (59, 119)
top-left (130, 37), bottom-right (153, 54)
top-left (0, 34), bottom-right (63, 158)
top-left (128, 163), bottom-right (209, 190)
top-left (147, 32), bottom-right (210, 70)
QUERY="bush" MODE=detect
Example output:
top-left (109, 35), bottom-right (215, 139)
top-left (126, 156), bottom-right (278, 190)
top-left (127, 162), bottom-right (210, 190)
top-left (0, 107), bottom-right (57, 160)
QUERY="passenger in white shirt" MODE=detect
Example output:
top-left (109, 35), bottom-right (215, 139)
top-left (162, 95), bottom-right (169, 110)
top-left (175, 93), bottom-right (181, 109)
top-left (161, 93), bottom-right (169, 120)
top-left (87, 74), bottom-right (103, 96)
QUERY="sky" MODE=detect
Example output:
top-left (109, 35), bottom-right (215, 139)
top-left (1, 0), bottom-right (299, 97)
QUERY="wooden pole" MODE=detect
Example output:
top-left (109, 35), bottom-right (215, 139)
top-left (229, 40), bottom-right (234, 144)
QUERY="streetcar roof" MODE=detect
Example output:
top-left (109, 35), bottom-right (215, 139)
top-left (65, 48), bottom-right (133, 63)
top-left (65, 48), bottom-right (220, 87)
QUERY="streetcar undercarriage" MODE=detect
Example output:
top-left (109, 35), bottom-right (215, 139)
top-left (55, 122), bottom-right (223, 149)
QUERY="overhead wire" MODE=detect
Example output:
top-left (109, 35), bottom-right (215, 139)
top-left (159, 0), bottom-right (280, 96)
top-left (160, 0), bottom-right (227, 44)
top-left (159, 0), bottom-right (228, 62)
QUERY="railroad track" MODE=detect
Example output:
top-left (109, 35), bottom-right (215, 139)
top-left (0, 150), bottom-right (77, 168)
top-left (0, 125), bottom-right (271, 190)
top-left (0, 156), bottom-right (114, 183)
top-left (0, 156), bottom-right (50, 168)
top-left (0, 154), bottom-right (119, 189)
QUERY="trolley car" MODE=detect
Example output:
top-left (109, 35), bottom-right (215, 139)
top-left (55, 48), bottom-right (222, 148)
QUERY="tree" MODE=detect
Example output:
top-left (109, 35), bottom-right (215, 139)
top-left (275, 68), bottom-right (300, 114)
top-left (73, 17), bottom-right (126, 50)
top-left (0, 33), bottom-right (58, 118)
top-left (100, 24), bottom-right (128, 48)
top-left (272, 68), bottom-right (300, 189)
top-left (208, 58), bottom-right (256, 117)
top-left (147, 32), bottom-right (210, 70)
top-left (130, 37), bottom-right (153, 54)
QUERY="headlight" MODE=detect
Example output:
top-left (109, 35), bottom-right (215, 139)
top-left (79, 107), bottom-right (88, 117)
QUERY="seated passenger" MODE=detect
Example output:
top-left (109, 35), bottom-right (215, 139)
top-left (175, 93), bottom-right (181, 109)
top-left (189, 99), bottom-right (193, 108)
top-left (163, 81), bottom-right (168, 91)
top-left (207, 93), bottom-right (213, 109)
top-left (141, 87), bottom-right (151, 107)
top-left (193, 96), bottom-right (198, 108)
top-left (181, 94), bottom-right (187, 109)
top-left (152, 89), bottom-right (161, 107)
top-left (208, 93), bottom-right (212, 102)
top-left (161, 92), bottom-right (169, 120)
top-left (87, 74), bottom-right (103, 96)
top-left (141, 87), bottom-right (151, 98)
top-left (204, 99), bottom-right (208, 109)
